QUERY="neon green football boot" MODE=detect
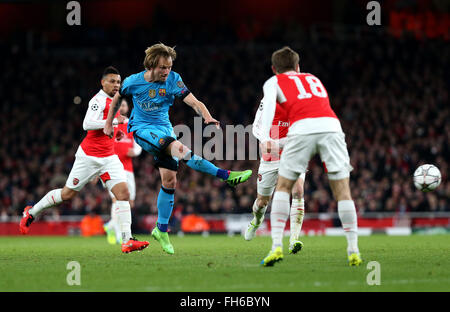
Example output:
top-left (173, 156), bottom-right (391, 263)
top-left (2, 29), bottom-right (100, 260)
top-left (348, 253), bottom-right (363, 266)
top-left (104, 224), bottom-right (117, 245)
top-left (260, 247), bottom-right (284, 267)
top-left (224, 170), bottom-right (253, 187)
top-left (151, 226), bottom-right (175, 255)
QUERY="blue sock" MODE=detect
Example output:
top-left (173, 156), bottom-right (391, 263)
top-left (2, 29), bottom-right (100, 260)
top-left (216, 168), bottom-right (230, 180)
top-left (156, 186), bottom-right (175, 232)
top-left (157, 223), bottom-right (168, 232)
top-left (183, 152), bottom-right (229, 179)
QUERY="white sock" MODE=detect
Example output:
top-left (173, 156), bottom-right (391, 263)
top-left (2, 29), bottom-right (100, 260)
top-left (107, 202), bottom-right (122, 242)
top-left (290, 197), bottom-right (305, 243)
top-left (252, 199), bottom-right (268, 226)
top-left (29, 189), bottom-right (63, 217)
top-left (107, 203), bottom-right (117, 231)
top-left (112, 203), bottom-right (122, 242)
top-left (270, 191), bottom-right (290, 251)
top-left (338, 200), bottom-right (359, 255)
top-left (115, 201), bottom-right (132, 242)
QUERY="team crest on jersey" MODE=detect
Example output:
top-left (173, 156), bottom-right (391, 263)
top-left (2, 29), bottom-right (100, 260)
top-left (148, 89), bottom-right (156, 98)
top-left (258, 174), bottom-right (262, 181)
top-left (158, 88), bottom-right (166, 97)
top-left (159, 138), bottom-right (165, 145)
top-left (177, 81), bottom-right (184, 88)
top-left (73, 178), bottom-right (79, 186)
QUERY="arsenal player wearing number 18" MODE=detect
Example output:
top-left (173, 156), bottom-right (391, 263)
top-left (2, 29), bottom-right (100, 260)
top-left (19, 66), bottom-right (149, 254)
top-left (259, 47), bottom-right (362, 267)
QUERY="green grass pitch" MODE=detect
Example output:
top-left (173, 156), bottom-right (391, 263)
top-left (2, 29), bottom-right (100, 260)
top-left (0, 234), bottom-right (448, 292)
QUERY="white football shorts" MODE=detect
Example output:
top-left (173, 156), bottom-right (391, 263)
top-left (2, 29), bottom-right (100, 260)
top-left (279, 132), bottom-right (353, 181)
top-left (108, 170), bottom-right (136, 200)
top-left (257, 160), bottom-right (306, 196)
top-left (66, 146), bottom-right (127, 192)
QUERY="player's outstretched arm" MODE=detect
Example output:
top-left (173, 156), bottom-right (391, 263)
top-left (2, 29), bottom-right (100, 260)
top-left (104, 92), bottom-right (121, 138)
top-left (183, 93), bottom-right (220, 129)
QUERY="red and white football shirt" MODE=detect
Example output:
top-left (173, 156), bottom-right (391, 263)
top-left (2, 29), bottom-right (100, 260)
top-left (253, 101), bottom-right (289, 162)
top-left (259, 71), bottom-right (343, 142)
top-left (80, 89), bottom-right (120, 157)
top-left (113, 122), bottom-right (142, 172)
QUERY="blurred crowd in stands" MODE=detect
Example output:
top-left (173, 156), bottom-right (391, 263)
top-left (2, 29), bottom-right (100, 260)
top-left (0, 20), bottom-right (448, 227)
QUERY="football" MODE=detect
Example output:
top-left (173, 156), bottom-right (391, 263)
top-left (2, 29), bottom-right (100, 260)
top-left (413, 164), bottom-right (442, 192)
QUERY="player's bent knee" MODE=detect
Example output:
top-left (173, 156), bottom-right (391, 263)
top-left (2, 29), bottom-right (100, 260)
top-left (61, 187), bottom-right (77, 201)
top-left (275, 176), bottom-right (295, 193)
top-left (111, 183), bottom-right (130, 201)
top-left (168, 140), bottom-right (188, 159)
top-left (161, 175), bottom-right (177, 189)
top-left (275, 184), bottom-right (292, 193)
top-left (116, 190), bottom-right (130, 201)
top-left (163, 180), bottom-right (177, 189)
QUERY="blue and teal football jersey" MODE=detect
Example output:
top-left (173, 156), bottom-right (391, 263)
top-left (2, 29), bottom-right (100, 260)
top-left (121, 71), bottom-right (190, 133)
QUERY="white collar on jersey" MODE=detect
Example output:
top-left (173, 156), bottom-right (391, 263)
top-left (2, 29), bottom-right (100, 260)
top-left (282, 70), bottom-right (299, 75)
top-left (99, 89), bottom-right (113, 99)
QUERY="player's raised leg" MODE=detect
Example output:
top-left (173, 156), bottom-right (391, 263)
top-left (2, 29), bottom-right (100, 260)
top-left (21, 148), bottom-right (101, 234)
top-left (329, 176), bottom-right (362, 266)
top-left (169, 140), bottom-right (252, 187)
top-left (20, 186), bottom-right (77, 234)
top-left (289, 175), bottom-right (305, 254)
top-left (151, 167), bottom-right (176, 254)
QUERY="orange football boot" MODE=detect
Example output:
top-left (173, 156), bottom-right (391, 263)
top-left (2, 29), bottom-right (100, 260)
top-left (19, 206), bottom-right (34, 234)
top-left (121, 237), bottom-right (150, 253)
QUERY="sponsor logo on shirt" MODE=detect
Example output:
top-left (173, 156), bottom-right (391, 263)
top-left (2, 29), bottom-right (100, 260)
top-left (139, 101), bottom-right (161, 112)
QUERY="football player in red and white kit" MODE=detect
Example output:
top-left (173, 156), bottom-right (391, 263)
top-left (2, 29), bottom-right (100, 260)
top-left (104, 98), bottom-right (142, 245)
top-left (245, 99), bottom-right (306, 255)
top-left (259, 47), bottom-right (361, 266)
top-left (19, 67), bottom-right (149, 254)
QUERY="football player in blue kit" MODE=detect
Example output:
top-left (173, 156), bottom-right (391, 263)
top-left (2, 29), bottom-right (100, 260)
top-left (104, 43), bottom-right (252, 254)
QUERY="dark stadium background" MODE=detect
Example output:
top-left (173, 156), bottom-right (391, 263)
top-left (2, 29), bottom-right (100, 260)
top-left (0, 0), bottom-right (448, 235)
